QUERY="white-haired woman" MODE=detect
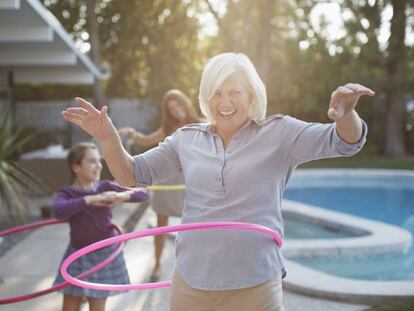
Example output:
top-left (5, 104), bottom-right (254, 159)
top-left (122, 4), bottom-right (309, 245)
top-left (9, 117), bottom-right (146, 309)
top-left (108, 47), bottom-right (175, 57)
top-left (62, 52), bottom-right (374, 311)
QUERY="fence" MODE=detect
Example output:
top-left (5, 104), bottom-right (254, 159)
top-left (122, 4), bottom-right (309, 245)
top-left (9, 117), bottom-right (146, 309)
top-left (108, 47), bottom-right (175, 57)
top-left (15, 98), bottom-right (158, 192)
top-left (15, 97), bottom-right (158, 132)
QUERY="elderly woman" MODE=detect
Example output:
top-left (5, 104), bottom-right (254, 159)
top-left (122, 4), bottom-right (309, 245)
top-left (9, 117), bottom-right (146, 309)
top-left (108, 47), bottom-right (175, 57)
top-left (62, 52), bottom-right (374, 311)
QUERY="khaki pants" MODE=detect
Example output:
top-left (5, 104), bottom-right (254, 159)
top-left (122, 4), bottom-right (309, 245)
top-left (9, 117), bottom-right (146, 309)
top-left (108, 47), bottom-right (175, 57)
top-left (170, 272), bottom-right (285, 311)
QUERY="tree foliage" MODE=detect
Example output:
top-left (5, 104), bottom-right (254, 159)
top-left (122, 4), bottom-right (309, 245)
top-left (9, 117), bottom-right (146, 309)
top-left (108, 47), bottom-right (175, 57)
top-left (32, 0), bottom-right (414, 155)
top-left (100, 0), bottom-right (202, 102)
top-left (43, 0), bottom-right (204, 104)
top-left (208, 0), bottom-right (414, 154)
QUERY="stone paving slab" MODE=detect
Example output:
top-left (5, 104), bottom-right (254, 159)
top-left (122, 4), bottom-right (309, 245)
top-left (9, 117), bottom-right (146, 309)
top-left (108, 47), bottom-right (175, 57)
top-left (0, 202), bottom-right (146, 311)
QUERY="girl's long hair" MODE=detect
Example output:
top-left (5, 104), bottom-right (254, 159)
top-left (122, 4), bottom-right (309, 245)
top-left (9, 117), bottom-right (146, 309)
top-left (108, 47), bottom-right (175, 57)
top-left (161, 89), bottom-right (201, 135)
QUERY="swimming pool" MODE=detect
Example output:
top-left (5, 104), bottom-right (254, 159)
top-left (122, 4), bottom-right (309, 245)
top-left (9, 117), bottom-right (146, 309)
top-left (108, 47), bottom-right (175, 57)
top-left (283, 212), bottom-right (365, 240)
top-left (284, 169), bottom-right (414, 281)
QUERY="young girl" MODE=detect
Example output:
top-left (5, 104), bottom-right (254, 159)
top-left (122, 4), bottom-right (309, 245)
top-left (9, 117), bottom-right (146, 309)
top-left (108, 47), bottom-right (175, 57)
top-left (118, 89), bottom-right (202, 282)
top-left (52, 142), bottom-right (149, 311)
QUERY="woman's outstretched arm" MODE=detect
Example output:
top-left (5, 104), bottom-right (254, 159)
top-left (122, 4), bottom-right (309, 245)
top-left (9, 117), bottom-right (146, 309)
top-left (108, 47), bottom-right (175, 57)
top-left (62, 97), bottom-right (136, 186)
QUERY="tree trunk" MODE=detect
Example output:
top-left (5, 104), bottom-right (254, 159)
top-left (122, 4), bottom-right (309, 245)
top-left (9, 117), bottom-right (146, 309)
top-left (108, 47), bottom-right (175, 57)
top-left (204, 0), bottom-right (239, 49)
top-left (87, 0), bottom-right (106, 109)
top-left (384, 0), bottom-right (407, 156)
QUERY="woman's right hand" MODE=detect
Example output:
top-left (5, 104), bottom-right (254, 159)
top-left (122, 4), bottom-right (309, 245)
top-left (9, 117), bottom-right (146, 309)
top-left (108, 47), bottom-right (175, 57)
top-left (118, 127), bottom-right (135, 139)
top-left (62, 97), bottom-right (117, 141)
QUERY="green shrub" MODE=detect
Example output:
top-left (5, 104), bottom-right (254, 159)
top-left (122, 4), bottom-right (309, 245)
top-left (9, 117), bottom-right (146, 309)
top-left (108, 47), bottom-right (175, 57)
top-left (0, 112), bottom-right (51, 223)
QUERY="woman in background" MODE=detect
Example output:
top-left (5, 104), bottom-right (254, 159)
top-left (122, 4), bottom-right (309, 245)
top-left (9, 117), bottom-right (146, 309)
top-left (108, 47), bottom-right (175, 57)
top-left (119, 89), bottom-right (202, 281)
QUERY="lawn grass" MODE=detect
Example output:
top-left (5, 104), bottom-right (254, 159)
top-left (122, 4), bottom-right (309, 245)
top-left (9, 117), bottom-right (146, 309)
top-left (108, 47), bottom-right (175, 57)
top-left (367, 304), bottom-right (414, 311)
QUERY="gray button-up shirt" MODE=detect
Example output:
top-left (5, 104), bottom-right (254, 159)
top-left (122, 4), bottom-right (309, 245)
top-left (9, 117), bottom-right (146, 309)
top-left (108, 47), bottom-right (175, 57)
top-left (134, 114), bottom-right (367, 290)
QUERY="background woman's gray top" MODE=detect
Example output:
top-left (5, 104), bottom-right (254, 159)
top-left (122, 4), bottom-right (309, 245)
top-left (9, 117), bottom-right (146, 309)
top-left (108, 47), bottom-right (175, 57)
top-left (133, 114), bottom-right (367, 290)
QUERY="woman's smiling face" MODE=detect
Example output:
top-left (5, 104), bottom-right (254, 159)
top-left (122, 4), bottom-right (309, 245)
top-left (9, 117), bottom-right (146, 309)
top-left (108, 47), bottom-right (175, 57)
top-left (209, 73), bottom-right (251, 135)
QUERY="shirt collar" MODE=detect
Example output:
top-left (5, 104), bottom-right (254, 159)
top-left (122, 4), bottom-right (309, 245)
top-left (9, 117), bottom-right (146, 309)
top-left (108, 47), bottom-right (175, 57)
top-left (204, 114), bottom-right (285, 133)
top-left (252, 114), bottom-right (284, 127)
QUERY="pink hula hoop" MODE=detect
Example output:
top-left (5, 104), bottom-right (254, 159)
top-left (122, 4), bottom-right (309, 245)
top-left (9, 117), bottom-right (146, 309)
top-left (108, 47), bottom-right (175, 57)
top-left (61, 221), bottom-right (283, 291)
top-left (0, 219), bottom-right (124, 304)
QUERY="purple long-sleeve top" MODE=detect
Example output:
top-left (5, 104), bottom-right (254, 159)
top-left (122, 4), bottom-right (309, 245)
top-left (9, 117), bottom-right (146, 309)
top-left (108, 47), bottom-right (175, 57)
top-left (53, 180), bottom-right (149, 249)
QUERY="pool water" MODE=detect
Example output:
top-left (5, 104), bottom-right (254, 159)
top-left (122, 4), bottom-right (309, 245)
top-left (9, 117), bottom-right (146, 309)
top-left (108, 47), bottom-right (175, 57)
top-left (293, 250), bottom-right (414, 281)
top-left (283, 216), bottom-right (362, 240)
top-left (283, 171), bottom-right (414, 281)
top-left (284, 187), bottom-right (414, 228)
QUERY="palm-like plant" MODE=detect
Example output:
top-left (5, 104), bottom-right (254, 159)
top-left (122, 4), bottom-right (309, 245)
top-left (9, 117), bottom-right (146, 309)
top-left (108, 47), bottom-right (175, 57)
top-left (0, 112), bottom-right (52, 224)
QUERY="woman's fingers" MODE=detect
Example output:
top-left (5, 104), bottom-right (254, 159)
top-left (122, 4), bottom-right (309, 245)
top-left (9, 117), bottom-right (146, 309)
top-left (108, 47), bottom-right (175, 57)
top-left (328, 83), bottom-right (375, 120)
top-left (329, 86), bottom-right (357, 120)
top-left (330, 86), bottom-right (353, 111)
top-left (66, 107), bottom-right (88, 115)
top-left (332, 84), bottom-right (375, 100)
top-left (344, 83), bottom-right (375, 96)
top-left (61, 111), bottom-right (84, 125)
top-left (75, 97), bottom-right (99, 113)
top-left (332, 86), bottom-right (354, 98)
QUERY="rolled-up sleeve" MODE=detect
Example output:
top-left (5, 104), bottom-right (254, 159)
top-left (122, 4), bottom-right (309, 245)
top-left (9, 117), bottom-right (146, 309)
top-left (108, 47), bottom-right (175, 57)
top-left (283, 116), bottom-right (367, 166)
top-left (334, 120), bottom-right (367, 155)
top-left (133, 131), bottom-right (182, 187)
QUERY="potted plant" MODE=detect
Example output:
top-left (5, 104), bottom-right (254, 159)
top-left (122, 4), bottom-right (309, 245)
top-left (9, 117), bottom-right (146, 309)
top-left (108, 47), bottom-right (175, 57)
top-left (0, 112), bottom-right (51, 225)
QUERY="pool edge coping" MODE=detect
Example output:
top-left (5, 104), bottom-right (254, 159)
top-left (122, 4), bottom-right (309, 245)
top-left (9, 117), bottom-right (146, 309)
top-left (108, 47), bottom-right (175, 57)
top-left (283, 259), bottom-right (414, 304)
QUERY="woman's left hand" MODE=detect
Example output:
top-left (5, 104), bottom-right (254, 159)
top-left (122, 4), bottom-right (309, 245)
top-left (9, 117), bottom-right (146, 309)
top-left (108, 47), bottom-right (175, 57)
top-left (328, 83), bottom-right (375, 121)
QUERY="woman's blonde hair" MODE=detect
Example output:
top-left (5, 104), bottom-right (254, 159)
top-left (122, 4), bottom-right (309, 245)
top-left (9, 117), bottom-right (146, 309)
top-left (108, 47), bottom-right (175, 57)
top-left (198, 53), bottom-right (267, 124)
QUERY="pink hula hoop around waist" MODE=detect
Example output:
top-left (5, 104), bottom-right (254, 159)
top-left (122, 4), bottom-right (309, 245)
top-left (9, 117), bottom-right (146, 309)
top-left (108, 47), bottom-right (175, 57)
top-left (61, 221), bottom-right (283, 291)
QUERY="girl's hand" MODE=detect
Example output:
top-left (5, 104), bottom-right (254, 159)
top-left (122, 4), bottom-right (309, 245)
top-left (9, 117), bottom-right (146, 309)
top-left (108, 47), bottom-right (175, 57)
top-left (84, 191), bottom-right (132, 208)
top-left (62, 97), bottom-right (118, 141)
top-left (327, 83), bottom-right (375, 121)
top-left (84, 192), bottom-right (118, 207)
top-left (84, 193), bottom-right (109, 206)
top-left (101, 191), bottom-right (132, 204)
top-left (114, 191), bottom-right (132, 202)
